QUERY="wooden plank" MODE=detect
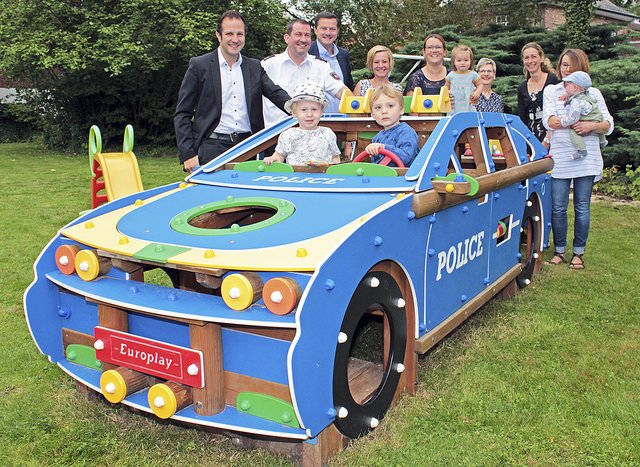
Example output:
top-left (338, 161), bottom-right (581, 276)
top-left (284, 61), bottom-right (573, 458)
top-left (225, 324), bottom-right (296, 341)
top-left (224, 371), bottom-right (291, 405)
top-left (62, 328), bottom-right (94, 350)
top-left (412, 157), bottom-right (554, 218)
top-left (431, 179), bottom-right (471, 194)
top-left (460, 128), bottom-right (487, 176)
top-left (348, 360), bottom-right (384, 404)
top-left (110, 258), bottom-right (144, 281)
top-left (190, 322), bottom-right (224, 415)
top-left (499, 277), bottom-right (519, 299)
top-left (98, 249), bottom-right (227, 277)
top-left (346, 357), bottom-right (370, 381)
top-left (487, 127), bottom-right (519, 168)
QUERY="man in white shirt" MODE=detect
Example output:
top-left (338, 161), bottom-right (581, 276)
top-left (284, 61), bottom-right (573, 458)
top-left (308, 12), bottom-right (354, 113)
top-left (174, 10), bottom-right (290, 172)
top-left (261, 19), bottom-right (351, 127)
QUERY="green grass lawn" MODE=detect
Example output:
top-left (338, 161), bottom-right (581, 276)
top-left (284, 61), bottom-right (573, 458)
top-left (1, 143), bottom-right (638, 465)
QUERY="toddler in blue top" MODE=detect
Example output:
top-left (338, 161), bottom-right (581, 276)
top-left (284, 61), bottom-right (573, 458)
top-left (364, 85), bottom-right (419, 167)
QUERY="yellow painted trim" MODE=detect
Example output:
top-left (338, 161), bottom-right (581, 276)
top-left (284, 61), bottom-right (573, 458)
top-left (61, 186), bottom-right (404, 271)
top-left (61, 188), bottom-right (182, 255)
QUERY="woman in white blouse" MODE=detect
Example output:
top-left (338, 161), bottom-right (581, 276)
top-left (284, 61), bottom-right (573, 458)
top-left (542, 48), bottom-right (613, 270)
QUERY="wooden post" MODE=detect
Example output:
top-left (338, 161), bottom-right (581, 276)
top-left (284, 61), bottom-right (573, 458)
top-left (190, 322), bottom-right (225, 415)
top-left (97, 303), bottom-right (128, 371)
top-left (164, 381), bottom-right (192, 411)
top-left (302, 424), bottom-right (347, 466)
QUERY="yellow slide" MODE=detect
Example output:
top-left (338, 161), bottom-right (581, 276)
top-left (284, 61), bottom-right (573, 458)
top-left (89, 125), bottom-right (143, 208)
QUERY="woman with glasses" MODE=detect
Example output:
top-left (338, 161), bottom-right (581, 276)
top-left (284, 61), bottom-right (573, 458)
top-left (475, 58), bottom-right (503, 112)
top-left (542, 48), bottom-right (614, 270)
top-left (404, 34), bottom-right (448, 96)
top-left (517, 42), bottom-right (559, 148)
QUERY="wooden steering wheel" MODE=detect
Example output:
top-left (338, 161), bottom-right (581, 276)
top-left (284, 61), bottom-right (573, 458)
top-left (353, 148), bottom-right (405, 167)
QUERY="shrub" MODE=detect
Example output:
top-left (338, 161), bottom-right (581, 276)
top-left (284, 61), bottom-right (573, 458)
top-left (596, 165), bottom-right (640, 201)
top-left (0, 102), bottom-right (37, 143)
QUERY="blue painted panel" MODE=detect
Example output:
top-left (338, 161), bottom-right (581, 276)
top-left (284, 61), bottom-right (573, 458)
top-left (486, 184), bottom-right (526, 284)
top-left (537, 173), bottom-right (553, 247)
top-left (65, 183), bottom-right (181, 229)
top-left (290, 195), bottom-right (426, 436)
top-left (117, 186), bottom-right (398, 250)
top-left (59, 291), bottom-right (98, 337)
top-left (221, 328), bottom-right (290, 385)
top-left (46, 271), bottom-right (296, 326)
top-left (24, 235), bottom-right (69, 361)
top-left (423, 198), bottom-right (491, 331)
top-left (128, 311), bottom-right (191, 348)
top-left (191, 169), bottom-right (415, 192)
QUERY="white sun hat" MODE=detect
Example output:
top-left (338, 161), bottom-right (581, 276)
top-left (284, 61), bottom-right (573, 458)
top-left (284, 82), bottom-right (328, 113)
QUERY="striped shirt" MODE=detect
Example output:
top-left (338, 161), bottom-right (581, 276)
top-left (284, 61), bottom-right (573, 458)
top-left (542, 83), bottom-right (613, 179)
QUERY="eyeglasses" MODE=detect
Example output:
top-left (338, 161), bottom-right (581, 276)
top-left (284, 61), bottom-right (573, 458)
top-left (560, 62), bottom-right (572, 68)
top-left (424, 46), bottom-right (443, 51)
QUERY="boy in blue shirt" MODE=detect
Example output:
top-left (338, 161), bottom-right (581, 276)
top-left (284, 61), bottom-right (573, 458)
top-left (364, 84), bottom-right (419, 166)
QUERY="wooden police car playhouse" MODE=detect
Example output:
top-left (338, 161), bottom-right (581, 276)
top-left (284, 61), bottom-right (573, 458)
top-left (24, 89), bottom-right (553, 463)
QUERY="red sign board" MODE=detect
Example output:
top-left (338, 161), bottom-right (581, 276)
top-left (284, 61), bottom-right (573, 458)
top-left (94, 327), bottom-right (204, 388)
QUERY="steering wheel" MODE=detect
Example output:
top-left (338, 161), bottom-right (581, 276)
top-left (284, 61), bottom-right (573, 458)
top-left (353, 148), bottom-right (405, 167)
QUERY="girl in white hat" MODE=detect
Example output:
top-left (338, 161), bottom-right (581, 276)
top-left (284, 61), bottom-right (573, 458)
top-left (264, 82), bottom-right (341, 166)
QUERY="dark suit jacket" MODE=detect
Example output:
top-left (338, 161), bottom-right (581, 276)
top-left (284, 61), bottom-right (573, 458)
top-left (174, 50), bottom-right (290, 163)
top-left (308, 41), bottom-right (354, 91)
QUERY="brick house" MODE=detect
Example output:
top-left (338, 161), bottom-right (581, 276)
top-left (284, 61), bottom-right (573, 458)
top-left (538, 1), bottom-right (638, 32)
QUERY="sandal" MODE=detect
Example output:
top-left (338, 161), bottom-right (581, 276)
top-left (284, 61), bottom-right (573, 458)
top-left (569, 254), bottom-right (585, 270)
top-left (545, 253), bottom-right (566, 266)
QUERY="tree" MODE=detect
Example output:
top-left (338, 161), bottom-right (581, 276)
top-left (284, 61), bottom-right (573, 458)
top-left (289, 0), bottom-right (444, 65)
top-left (565, 0), bottom-right (596, 49)
top-left (0, 0), bottom-right (288, 150)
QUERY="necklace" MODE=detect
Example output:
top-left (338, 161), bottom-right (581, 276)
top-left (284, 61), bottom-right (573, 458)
top-left (528, 72), bottom-right (547, 93)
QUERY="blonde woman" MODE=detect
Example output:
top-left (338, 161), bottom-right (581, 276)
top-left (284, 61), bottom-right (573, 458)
top-left (517, 42), bottom-right (559, 146)
top-left (353, 45), bottom-right (403, 95)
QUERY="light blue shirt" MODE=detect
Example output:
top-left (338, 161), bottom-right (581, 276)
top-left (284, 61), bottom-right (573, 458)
top-left (316, 41), bottom-right (343, 113)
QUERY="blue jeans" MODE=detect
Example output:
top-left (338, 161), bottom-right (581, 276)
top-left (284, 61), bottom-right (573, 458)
top-left (550, 176), bottom-right (595, 256)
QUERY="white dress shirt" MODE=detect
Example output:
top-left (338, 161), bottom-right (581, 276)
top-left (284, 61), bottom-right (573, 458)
top-left (214, 48), bottom-right (251, 135)
top-left (261, 51), bottom-right (345, 127)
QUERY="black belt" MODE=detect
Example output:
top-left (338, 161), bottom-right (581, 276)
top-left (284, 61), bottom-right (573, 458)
top-left (209, 131), bottom-right (252, 143)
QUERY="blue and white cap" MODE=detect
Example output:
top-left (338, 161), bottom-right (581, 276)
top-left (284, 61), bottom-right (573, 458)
top-left (563, 71), bottom-right (592, 90)
top-left (284, 82), bottom-right (328, 113)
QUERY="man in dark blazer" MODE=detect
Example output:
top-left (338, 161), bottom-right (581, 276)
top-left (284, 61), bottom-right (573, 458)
top-left (174, 10), bottom-right (290, 172)
top-left (308, 12), bottom-right (354, 113)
